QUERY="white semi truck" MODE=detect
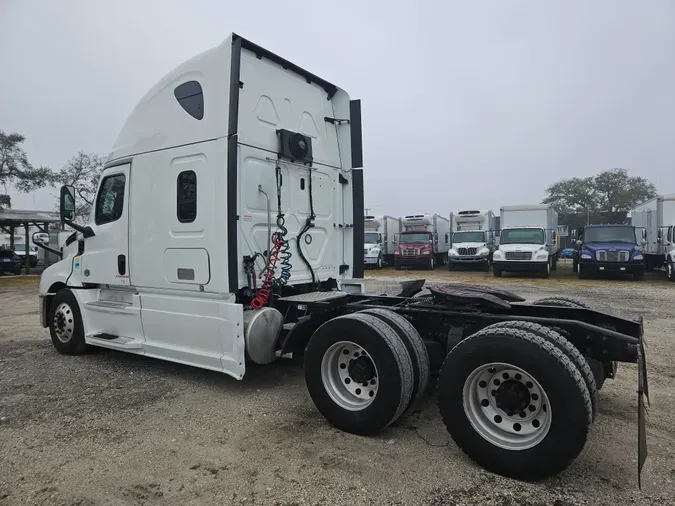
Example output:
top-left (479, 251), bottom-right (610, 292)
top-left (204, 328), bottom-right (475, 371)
top-left (36, 34), bottom-right (651, 485)
top-left (630, 194), bottom-right (675, 281)
top-left (493, 204), bottom-right (560, 278)
top-left (447, 209), bottom-right (496, 271)
top-left (394, 214), bottom-right (451, 270)
top-left (363, 215), bottom-right (401, 268)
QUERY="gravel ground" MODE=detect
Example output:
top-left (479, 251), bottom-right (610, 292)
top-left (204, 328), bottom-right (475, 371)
top-left (1, 266), bottom-right (674, 506)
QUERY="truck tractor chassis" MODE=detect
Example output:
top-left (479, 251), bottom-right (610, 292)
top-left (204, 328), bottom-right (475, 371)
top-left (273, 280), bottom-right (649, 486)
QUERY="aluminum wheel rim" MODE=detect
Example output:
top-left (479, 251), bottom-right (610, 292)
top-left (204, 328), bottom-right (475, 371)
top-left (321, 341), bottom-right (379, 411)
top-left (53, 302), bottom-right (75, 343)
top-left (462, 362), bottom-right (552, 451)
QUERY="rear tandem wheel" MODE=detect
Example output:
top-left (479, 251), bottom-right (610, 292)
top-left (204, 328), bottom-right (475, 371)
top-left (437, 326), bottom-right (593, 481)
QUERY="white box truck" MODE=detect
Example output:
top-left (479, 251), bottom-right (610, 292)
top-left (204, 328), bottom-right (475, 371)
top-left (364, 215), bottom-right (400, 268)
top-left (493, 204), bottom-right (559, 278)
top-left (447, 209), bottom-right (496, 271)
top-left (630, 193), bottom-right (675, 281)
top-left (394, 214), bottom-right (450, 270)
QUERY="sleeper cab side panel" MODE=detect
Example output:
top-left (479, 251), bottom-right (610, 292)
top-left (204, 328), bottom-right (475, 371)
top-left (128, 139), bottom-right (228, 293)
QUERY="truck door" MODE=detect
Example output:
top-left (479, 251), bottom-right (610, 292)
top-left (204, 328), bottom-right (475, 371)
top-left (80, 164), bottom-right (130, 286)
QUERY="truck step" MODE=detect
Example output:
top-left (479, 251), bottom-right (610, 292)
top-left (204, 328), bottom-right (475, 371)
top-left (85, 333), bottom-right (143, 350)
top-left (277, 291), bottom-right (348, 304)
top-left (85, 300), bottom-right (139, 315)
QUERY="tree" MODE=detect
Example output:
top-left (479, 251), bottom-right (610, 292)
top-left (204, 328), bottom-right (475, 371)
top-left (0, 130), bottom-right (53, 208)
top-left (543, 169), bottom-right (657, 221)
top-left (593, 168), bottom-right (656, 212)
top-left (52, 151), bottom-right (105, 220)
top-left (542, 176), bottom-right (598, 215)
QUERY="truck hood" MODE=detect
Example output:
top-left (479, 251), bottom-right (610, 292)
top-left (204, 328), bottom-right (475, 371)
top-left (451, 242), bottom-right (487, 250)
top-left (364, 242), bottom-right (379, 250)
top-left (582, 242), bottom-right (637, 252)
top-left (498, 244), bottom-right (546, 253)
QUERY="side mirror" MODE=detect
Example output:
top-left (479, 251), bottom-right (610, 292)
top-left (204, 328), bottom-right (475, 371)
top-left (60, 185), bottom-right (76, 222)
top-left (576, 239), bottom-right (582, 247)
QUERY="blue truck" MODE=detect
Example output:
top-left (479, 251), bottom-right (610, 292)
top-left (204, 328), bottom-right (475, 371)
top-left (573, 224), bottom-right (646, 280)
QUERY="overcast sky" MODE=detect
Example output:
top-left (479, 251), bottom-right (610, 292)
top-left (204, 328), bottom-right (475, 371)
top-left (1, 0), bottom-right (674, 217)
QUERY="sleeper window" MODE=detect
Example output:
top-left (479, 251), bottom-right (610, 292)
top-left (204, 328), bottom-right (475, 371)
top-left (174, 81), bottom-right (204, 120)
top-left (95, 174), bottom-right (126, 225)
top-left (177, 170), bottom-right (197, 223)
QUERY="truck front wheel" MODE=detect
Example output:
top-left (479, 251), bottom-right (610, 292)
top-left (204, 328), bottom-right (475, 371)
top-left (668, 260), bottom-right (675, 282)
top-left (437, 327), bottom-right (592, 480)
top-left (48, 289), bottom-right (88, 355)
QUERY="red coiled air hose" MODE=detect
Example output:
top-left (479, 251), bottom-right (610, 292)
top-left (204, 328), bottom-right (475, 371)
top-left (250, 233), bottom-right (285, 309)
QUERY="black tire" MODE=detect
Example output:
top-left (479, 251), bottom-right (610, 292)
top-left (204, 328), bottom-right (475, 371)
top-left (551, 256), bottom-right (557, 271)
top-left (483, 321), bottom-right (598, 421)
top-left (12, 266), bottom-right (21, 275)
top-left (633, 270), bottom-right (644, 281)
top-left (48, 289), bottom-right (88, 355)
top-left (532, 297), bottom-right (590, 309)
top-left (376, 255), bottom-right (383, 269)
top-left (578, 264), bottom-right (590, 279)
top-left (359, 309), bottom-right (430, 413)
top-left (482, 261), bottom-right (490, 272)
top-left (668, 260), bottom-right (675, 282)
top-left (448, 261), bottom-right (455, 271)
top-left (541, 260), bottom-right (551, 278)
top-left (304, 313), bottom-right (414, 436)
top-left (438, 327), bottom-right (592, 481)
top-left (493, 266), bottom-right (502, 278)
top-left (428, 257), bottom-right (435, 270)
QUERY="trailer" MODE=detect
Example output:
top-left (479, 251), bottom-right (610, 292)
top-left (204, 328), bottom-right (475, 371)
top-left (494, 204), bottom-right (559, 278)
top-left (37, 35), bottom-right (649, 486)
top-left (448, 209), bottom-right (496, 271)
top-left (394, 214), bottom-right (451, 270)
top-left (364, 215), bottom-right (401, 268)
top-left (630, 194), bottom-right (675, 281)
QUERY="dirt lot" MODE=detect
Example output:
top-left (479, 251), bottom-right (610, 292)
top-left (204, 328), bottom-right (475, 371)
top-left (1, 266), bottom-right (674, 505)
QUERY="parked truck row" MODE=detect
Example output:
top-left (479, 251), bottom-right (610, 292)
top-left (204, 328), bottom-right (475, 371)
top-left (365, 204), bottom-right (562, 278)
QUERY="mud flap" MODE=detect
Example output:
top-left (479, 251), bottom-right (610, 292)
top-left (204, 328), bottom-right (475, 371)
top-left (637, 338), bottom-right (649, 489)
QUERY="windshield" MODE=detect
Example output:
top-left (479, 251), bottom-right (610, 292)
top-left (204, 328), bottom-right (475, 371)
top-left (453, 231), bottom-right (485, 243)
top-left (364, 232), bottom-right (379, 244)
top-left (500, 228), bottom-right (545, 245)
top-left (399, 232), bottom-right (431, 244)
top-left (584, 226), bottom-right (636, 244)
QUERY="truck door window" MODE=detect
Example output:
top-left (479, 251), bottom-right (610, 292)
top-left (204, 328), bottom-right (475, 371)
top-left (177, 170), bottom-right (197, 223)
top-left (95, 174), bottom-right (126, 225)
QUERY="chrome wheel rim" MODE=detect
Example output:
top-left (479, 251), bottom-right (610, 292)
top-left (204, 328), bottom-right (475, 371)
top-left (462, 362), bottom-right (552, 451)
top-left (53, 302), bottom-right (75, 343)
top-left (321, 341), bottom-right (379, 411)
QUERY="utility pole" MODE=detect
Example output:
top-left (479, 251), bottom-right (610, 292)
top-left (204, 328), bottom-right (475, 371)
top-left (364, 207), bottom-right (371, 215)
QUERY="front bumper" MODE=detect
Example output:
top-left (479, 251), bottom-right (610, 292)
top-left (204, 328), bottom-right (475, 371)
top-left (395, 256), bottom-right (432, 267)
top-left (0, 262), bottom-right (21, 273)
top-left (449, 256), bottom-right (489, 264)
top-left (493, 260), bottom-right (547, 272)
top-left (39, 295), bottom-right (48, 327)
top-left (364, 256), bottom-right (380, 266)
top-left (580, 261), bottom-right (644, 274)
